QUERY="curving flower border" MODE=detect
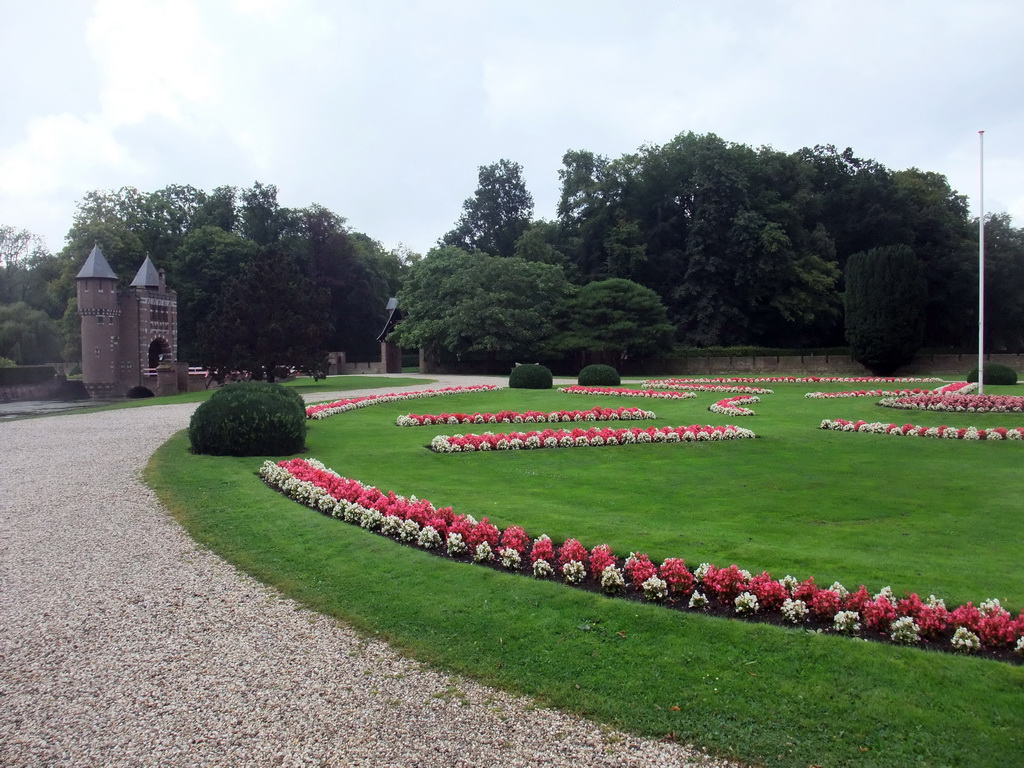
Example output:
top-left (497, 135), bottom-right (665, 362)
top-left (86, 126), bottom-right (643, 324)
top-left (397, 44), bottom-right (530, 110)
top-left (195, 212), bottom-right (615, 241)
top-left (878, 392), bottom-right (1024, 414)
top-left (643, 381), bottom-right (775, 395)
top-left (806, 388), bottom-right (938, 400)
top-left (260, 458), bottom-right (1024, 662)
top-left (306, 385), bottom-right (500, 419)
top-left (647, 376), bottom-right (943, 386)
top-left (709, 396), bottom-right (759, 416)
top-left (428, 424), bottom-right (755, 453)
top-left (396, 406), bottom-right (655, 427)
top-left (806, 381), bottom-right (976, 400)
top-left (820, 418), bottom-right (1024, 440)
top-left (559, 385), bottom-right (696, 400)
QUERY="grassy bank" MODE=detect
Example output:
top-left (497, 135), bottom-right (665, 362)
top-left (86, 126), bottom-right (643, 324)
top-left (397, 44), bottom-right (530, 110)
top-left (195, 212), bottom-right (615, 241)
top-left (147, 381), bottom-right (1024, 767)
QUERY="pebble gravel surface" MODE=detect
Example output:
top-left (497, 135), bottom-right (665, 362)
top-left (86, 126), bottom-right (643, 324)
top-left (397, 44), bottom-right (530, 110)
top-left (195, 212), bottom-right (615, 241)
top-left (1, 376), bottom-right (743, 767)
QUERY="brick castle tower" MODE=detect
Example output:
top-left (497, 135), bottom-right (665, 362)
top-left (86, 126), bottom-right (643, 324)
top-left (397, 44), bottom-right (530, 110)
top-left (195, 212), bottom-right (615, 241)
top-left (76, 244), bottom-right (178, 397)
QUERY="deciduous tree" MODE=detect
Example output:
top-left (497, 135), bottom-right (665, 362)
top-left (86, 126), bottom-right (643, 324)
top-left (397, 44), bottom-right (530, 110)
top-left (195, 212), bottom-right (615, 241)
top-left (558, 278), bottom-right (675, 364)
top-left (442, 160), bottom-right (534, 258)
top-left (391, 247), bottom-right (570, 360)
top-left (197, 248), bottom-right (332, 382)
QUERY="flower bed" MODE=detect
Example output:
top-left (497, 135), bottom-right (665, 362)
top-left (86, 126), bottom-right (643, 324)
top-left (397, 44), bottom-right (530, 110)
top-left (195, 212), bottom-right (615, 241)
top-left (396, 406), bottom-right (655, 427)
top-left (559, 385), bottom-right (696, 400)
top-left (429, 424), bottom-right (755, 453)
top-left (306, 385), bottom-right (500, 419)
top-left (805, 388), bottom-right (935, 399)
top-left (642, 380), bottom-right (774, 395)
top-left (261, 458), bottom-right (1024, 662)
top-left (709, 395), bottom-right (759, 416)
top-left (878, 392), bottom-right (1024, 414)
top-left (806, 381), bottom-right (976, 400)
top-left (820, 418), bottom-right (1024, 440)
top-left (646, 376), bottom-right (943, 385)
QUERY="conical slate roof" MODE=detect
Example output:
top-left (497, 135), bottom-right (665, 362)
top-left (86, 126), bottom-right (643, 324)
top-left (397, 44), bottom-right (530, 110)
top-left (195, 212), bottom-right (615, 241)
top-left (75, 244), bottom-right (118, 280)
top-left (130, 256), bottom-right (160, 288)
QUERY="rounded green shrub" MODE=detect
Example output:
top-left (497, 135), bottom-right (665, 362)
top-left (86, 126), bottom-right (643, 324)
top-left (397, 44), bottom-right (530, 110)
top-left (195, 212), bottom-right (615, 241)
top-left (577, 364), bottom-right (620, 386)
top-left (509, 363), bottom-right (553, 390)
top-left (966, 363), bottom-right (1018, 386)
top-left (188, 381), bottom-right (307, 456)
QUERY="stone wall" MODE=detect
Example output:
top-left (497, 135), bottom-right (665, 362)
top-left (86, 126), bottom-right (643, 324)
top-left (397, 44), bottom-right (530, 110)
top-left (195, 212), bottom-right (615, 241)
top-left (420, 353), bottom-right (1024, 378)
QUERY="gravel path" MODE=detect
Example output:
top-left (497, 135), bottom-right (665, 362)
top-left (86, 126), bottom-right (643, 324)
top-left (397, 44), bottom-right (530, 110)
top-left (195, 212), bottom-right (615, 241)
top-left (0, 376), bottom-right (741, 767)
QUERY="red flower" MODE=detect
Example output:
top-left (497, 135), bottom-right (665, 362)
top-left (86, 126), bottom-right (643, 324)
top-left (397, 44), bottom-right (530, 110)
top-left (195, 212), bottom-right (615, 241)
top-left (589, 544), bottom-right (617, 576)
top-left (810, 589), bottom-right (841, 620)
top-left (659, 558), bottom-right (696, 595)
top-left (624, 553), bottom-right (658, 588)
top-left (862, 596), bottom-right (897, 631)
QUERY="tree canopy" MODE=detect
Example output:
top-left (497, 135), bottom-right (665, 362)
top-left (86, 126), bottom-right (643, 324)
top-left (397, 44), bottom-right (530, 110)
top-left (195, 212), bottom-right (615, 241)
top-left (559, 279), bottom-right (675, 364)
top-left (390, 247), bottom-right (571, 361)
top-left (0, 302), bottom-right (62, 365)
top-left (5, 127), bottom-right (1024, 374)
top-left (441, 159), bottom-right (534, 258)
top-left (197, 248), bottom-right (332, 382)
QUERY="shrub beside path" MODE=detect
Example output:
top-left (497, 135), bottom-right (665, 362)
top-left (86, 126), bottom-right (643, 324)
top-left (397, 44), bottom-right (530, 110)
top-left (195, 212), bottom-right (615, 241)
top-left (0, 374), bottom-right (739, 768)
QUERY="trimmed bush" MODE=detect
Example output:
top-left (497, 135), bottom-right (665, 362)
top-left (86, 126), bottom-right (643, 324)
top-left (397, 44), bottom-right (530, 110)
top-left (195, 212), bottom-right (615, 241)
top-left (188, 381), bottom-right (307, 456)
top-left (967, 363), bottom-right (1018, 385)
top-left (844, 245), bottom-right (926, 375)
top-left (578, 364), bottom-right (620, 386)
top-left (509, 363), bottom-right (552, 390)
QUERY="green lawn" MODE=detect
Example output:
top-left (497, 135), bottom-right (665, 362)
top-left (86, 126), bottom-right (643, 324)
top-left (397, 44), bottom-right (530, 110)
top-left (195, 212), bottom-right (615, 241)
top-left (147, 379), bottom-right (1024, 768)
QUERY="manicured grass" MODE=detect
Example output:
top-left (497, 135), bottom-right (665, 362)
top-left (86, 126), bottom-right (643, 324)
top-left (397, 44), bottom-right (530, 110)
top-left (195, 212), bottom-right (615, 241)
top-left (147, 381), bottom-right (1024, 768)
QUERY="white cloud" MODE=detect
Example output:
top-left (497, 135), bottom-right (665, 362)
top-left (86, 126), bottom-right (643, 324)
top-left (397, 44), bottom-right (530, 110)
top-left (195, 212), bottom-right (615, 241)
top-left (0, 112), bottom-right (143, 202)
top-left (86, 0), bottom-right (221, 126)
top-left (0, 0), bottom-right (1020, 256)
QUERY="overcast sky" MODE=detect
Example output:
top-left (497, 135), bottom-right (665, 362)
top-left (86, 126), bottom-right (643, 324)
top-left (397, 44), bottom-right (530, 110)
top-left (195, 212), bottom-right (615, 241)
top-left (2, 0), bottom-right (1021, 258)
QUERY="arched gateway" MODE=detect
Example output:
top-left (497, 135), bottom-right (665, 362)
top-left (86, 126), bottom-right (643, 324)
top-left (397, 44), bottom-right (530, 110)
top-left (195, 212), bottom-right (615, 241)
top-left (76, 245), bottom-right (179, 397)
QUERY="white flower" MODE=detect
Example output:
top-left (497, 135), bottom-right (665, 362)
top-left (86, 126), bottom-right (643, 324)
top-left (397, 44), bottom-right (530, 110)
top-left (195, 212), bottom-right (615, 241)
top-left (779, 574), bottom-right (799, 592)
top-left (833, 610), bottom-right (861, 635)
top-left (979, 598), bottom-right (1004, 616)
top-left (473, 541), bottom-right (494, 563)
top-left (889, 616), bottom-right (920, 645)
top-left (829, 582), bottom-right (849, 599)
top-left (446, 532), bottom-right (468, 556)
top-left (417, 526), bottom-right (442, 549)
top-left (951, 627), bottom-right (981, 653)
top-left (562, 560), bottom-right (586, 584)
top-left (380, 515), bottom-right (403, 537)
top-left (399, 519), bottom-right (420, 542)
top-left (688, 591), bottom-right (709, 610)
top-left (360, 508), bottom-right (384, 530)
top-left (693, 563), bottom-right (713, 583)
top-left (499, 547), bottom-right (522, 570)
top-left (781, 598), bottom-right (808, 624)
top-left (873, 586), bottom-right (896, 605)
top-left (600, 565), bottom-right (626, 594)
top-left (532, 559), bottom-right (555, 579)
top-left (642, 576), bottom-right (668, 602)
top-left (734, 591), bottom-right (759, 615)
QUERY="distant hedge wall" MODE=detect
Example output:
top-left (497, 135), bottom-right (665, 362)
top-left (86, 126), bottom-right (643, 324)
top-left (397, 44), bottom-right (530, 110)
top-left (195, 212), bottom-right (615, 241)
top-left (0, 366), bottom-right (55, 386)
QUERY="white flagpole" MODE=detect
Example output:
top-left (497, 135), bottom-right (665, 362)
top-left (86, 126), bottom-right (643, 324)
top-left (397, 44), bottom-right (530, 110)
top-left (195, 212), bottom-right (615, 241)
top-left (978, 130), bottom-right (985, 394)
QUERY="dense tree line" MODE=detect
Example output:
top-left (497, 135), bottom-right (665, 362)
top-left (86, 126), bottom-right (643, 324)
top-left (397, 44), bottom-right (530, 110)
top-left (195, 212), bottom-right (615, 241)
top-left (2, 130), bottom-right (1023, 374)
top-left (399, 135), bottom-right (1023, 370)
top-left (0, 183), bottom-right (408, 369)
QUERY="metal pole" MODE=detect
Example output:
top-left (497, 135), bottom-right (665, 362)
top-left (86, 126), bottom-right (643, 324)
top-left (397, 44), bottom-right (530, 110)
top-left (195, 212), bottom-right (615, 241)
top-left (978, 130), bottom-right (985, 394)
